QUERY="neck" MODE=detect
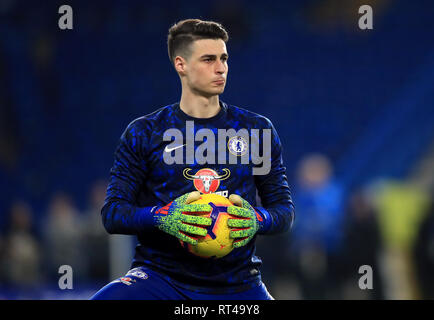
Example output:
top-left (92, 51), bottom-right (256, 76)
top-left (179, 87), bottom-right (221, 118)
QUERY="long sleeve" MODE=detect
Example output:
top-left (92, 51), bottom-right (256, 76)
top-left (101, 120), bottom-right (156, 235)
top-left (254, 119), bottom-right (295, 235)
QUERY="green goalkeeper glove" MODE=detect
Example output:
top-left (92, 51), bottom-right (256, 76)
top-left (154, 191), bottom-right (212, 245)
top-left (227, 194), bottom-right (260, 248)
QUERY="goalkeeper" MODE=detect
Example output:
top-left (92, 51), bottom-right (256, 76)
top-left (91, 19), bottom-right (295, 300)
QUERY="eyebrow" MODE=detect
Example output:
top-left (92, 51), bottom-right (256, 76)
top-left (200, 53), bottom-right (229, 59)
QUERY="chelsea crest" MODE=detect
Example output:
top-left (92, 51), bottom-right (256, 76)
top-left (228, 136), bottom-right (248, 156)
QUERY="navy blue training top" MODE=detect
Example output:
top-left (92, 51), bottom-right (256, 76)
top-left (101, 101), bottom-right (295, 294)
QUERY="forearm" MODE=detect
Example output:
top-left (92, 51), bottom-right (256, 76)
top-left (255, 201), bottom-right (295, 235)
top-left (101, 200), bottom-right (157, 235)
top-left (102, 118), bottom-right (152, 235)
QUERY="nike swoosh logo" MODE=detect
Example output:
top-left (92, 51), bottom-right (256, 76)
top-left (164, 144), bottom-right (185, 152)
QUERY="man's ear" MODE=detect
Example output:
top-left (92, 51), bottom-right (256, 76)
top-left (174, 56), bottom-right (187, 75)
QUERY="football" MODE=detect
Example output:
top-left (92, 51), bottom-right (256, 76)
top-left (180, 193), bottom-right (234, 258)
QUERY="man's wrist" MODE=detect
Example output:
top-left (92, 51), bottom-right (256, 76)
top-left (254, 207), bottom-right (272, 234)
top-left (135, 206), bottom-right (160, 230)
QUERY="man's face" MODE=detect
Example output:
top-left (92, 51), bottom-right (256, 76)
top-left (181, 39), bottom-right (228, 97)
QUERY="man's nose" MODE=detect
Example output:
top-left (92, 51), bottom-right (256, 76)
top-left (215, 60), bottom-right (226, 74)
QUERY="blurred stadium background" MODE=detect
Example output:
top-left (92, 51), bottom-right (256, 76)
top-left (0, 0), bottom-right (433, 299)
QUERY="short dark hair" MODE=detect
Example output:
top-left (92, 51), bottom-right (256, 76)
top-left (167, 19), bottom-right (229, 64)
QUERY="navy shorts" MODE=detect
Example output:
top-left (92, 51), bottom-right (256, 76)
top-left (90, 267), bottom-right (274, 300)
